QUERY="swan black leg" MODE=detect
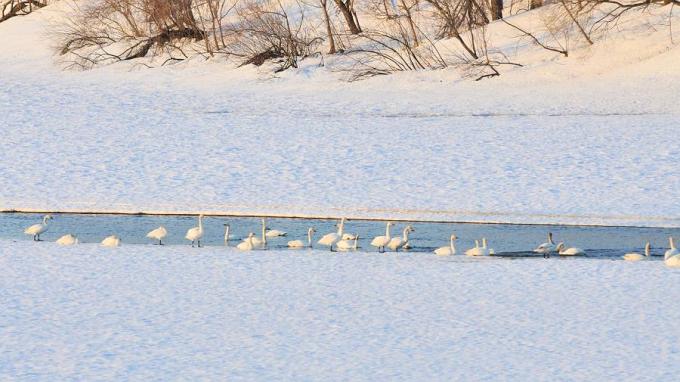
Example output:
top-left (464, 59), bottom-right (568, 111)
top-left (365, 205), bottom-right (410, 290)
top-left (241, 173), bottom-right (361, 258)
top-left (159, 239), bottom-right (163, 245)
top-left (191, 240), bottom-right (195, 247)
top-left (198, 240), bottom-right (202, 248)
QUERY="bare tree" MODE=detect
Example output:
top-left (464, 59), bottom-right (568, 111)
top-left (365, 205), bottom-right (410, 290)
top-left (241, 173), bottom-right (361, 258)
top-left (334, 0), bottom-right (362, 33)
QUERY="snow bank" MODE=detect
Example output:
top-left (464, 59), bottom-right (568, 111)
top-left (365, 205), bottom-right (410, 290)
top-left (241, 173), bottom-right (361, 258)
top-left (0, 4), bottom-right (679, 226)
top-left (1, 240), bottom-right (679, 380)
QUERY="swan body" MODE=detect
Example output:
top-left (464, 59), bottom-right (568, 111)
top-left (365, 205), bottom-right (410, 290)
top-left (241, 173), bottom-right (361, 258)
top-left (185, 214), bottom-right (205, 247)
top-left (434, 234), bottom-right (457, 256)
top-left (534, 232), bottom-right (557, 257)
top-left (237, 233), bottom-right (256, 251)
top-left (556, 243), bottom-right (585, 256)
top-left (318, 218), bottom-right (345, 251)
top-left (288, 228), bottom-right (316, 248)
top-left (624, 242), bottom-right (650, 262)
top-left (371, 222), bottom-right (394, 252)
top-left (664, 237), bottom-right (679, 260)
top-left (666, 255), bottom-right (680, 267)
top-left (101, 235), bottom-right (121, 247)
top-left (388, 225), bottom-right (414, 251)
top-left (146, 226), bottom-right (167, 245)
top-left (24, 215), bottom-right (53, 241)
top-left (56, 234), bottom-right (78, 246)
top-left (336, 235), bottom-right (359, 251)
top-left (265, 229), bottom-right (287, 237)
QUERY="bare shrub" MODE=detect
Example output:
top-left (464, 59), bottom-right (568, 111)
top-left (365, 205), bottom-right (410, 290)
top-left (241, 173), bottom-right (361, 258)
top-left (342, 17), bottom-right (448, 80)
top-left (225, 0), bottom-right (323, 71)
top-left (1, 0), bottom-right (48, 23)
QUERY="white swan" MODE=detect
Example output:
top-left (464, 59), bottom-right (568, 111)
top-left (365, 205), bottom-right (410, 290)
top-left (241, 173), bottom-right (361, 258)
top-left (556, 242), bottom-right (585, 256)
top-left (250, 219), bottom-right (268, 249)
top-left (185, 214), bottom-right (204, 247)
top-left (388, 225), bottom-right (414, 252)
top-left (318, 218), bottom-right (345, 251)
top-left (434, 234), bottom-right (457, 256)
top-left (337, 235), bottom-right (359, 251)
top-left (266, 228), bottom-right (287, 237)
top-left (664, 237), bottom-right (679, 259)
top-left (56, 234), bottom-right (78, 246)
top-left (288, 228), bottom-right (316, 248)
top-left (465, 240), bottom-right (483, 256)
top-left (623, 242), bottom-right (650, 262)
top-left (24, 214), bottom-right (53, 241)
top-left (664, 237), bottom-right (680, 267)
top-left (237, 233), bottom-right (256, 251)
top-left (101, 235), bottom-right (121, 247)
top-left (223, 224), bottom-right (230, 246)
top-left (534, 232), bottom-right (557, 257)
top-left (371, 222), bottom-right (394, 253)
top-left (146, 226), bottom-right (167, 245)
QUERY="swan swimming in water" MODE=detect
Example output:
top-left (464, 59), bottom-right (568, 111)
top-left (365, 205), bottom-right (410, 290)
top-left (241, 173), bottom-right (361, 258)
top-left (465, 240), bottom-right (483, 256)
top-left (434, 234), bottom-right (457, 256)
top-left (336, 234), bottom-right (359, 251)
top-left (237, 233), bottom-right (256, 251)
top-left (664, 237), bottom-right (679, 259)
top-left (664, 237), bottom-right (680, 267)
top-left (101, 235), bottom-right (121, 247)
top-left (265, 228), bottom-right (287, 237)
top-left (185, 214), bottom-right (204, 247)
top-left (56, 234), bottom-right (78, 246)
top-left (371, 222), bottom-right (394, 253)
top-left (24, 215), bottom-right (53, 241)
top-left (146, 226), bottom-right (167, 245)
top-left (318, 218), bottom-right (345, 251)
top-left (250, 219), bottom-right (268, 249)
top-left (534, 232), bottom-right (557, 257)
top-left (556, 243), bottom-right (585, 256)
top-left (288, 228), bottom-right (316, 248)
top-left (388, 225), bottom-right (414, 252)
top-left (623, 242), bottom-right (650, 262)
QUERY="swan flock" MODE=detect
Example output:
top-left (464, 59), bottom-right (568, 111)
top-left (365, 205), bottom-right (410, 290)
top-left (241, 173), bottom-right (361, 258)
top-left (16, 215), bottom-right (680, 267)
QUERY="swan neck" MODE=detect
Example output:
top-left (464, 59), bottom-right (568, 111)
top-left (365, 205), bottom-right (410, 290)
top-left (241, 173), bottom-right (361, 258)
top-left (338, 219), bottom-right (345, 236)
top-left (671, 237), bottom-right (676, 250)
top-left (198, 215), bottom-right (203, 231)
top-left (482, 238), bottom-right (487, 248)
top-left (403, 228), bottom-right (409, 241)
top-left (645, 243), bottom-right (650, 257)
top-left (450, 237), bottom-right (456, 252)
top-left (307, 229), bottom-right (313, 245)
top-left (385, 223), bottom-right (391, 238)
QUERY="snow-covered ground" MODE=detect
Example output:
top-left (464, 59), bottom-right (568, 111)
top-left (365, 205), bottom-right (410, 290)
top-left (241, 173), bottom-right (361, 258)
top-left (1, 240), bottom-right (679, 380)
top-left (1, 4), bottom-right (680, 226)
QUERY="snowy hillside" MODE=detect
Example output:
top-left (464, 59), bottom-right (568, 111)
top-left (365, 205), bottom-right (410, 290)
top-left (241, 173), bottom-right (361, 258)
top-left (1, 2), bottom-right (679, 226)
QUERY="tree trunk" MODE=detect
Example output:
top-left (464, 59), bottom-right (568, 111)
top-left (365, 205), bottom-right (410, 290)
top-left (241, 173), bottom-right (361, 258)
top-left (490, 0), bottom-right (503, 20)
top-left (320, 0), bottom-right (336, 53)
top-left (530, 0), bottom-right (543, 9)
top-left (333, 0), bottom-right (361, 34)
